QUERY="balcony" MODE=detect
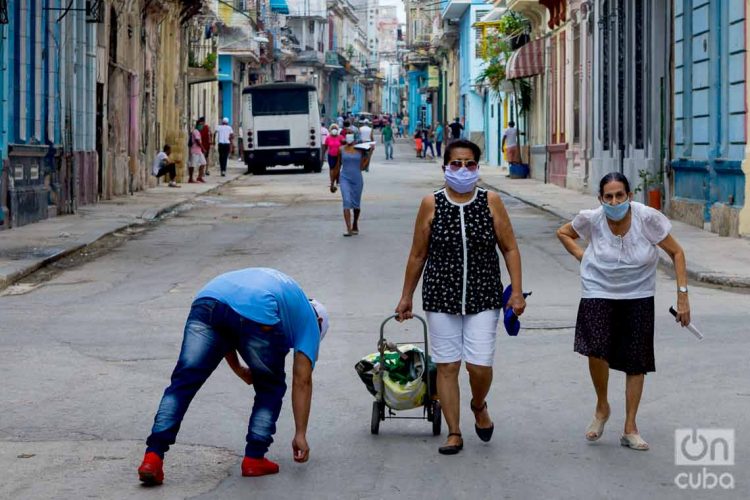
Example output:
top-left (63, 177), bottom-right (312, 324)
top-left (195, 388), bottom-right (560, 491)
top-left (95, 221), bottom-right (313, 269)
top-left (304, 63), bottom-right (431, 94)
top-left (187, 40), bottom-right (218, 85)
top-left (294, 50), bottom-right (325, 66)
top-left (404, 51), bottom-right (432, 66)
top-left (441, 0), bottom-right (471, 21)
top-left (325, 51), bottom-right (343, 68)
top-left (437, 19), bottom-right (459, 48)
top-left (408, 34), bottom-right (432, 50)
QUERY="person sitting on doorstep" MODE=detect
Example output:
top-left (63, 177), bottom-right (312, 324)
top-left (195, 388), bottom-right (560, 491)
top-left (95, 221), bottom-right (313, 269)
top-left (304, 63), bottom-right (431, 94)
top-left (151, 144), bottom-right (180, 188)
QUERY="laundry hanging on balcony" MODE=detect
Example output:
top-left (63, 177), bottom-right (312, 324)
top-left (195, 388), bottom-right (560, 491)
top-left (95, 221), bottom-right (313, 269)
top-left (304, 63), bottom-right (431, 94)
top-left (270, 0), bottom-right (289, 14)
top-left (505, 38), bottom-right (545, 80)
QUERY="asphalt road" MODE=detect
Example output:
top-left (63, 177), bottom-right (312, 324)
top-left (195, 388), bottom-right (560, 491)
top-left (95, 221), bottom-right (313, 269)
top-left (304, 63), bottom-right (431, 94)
top-left (1, 142), bottom-right (747, 499)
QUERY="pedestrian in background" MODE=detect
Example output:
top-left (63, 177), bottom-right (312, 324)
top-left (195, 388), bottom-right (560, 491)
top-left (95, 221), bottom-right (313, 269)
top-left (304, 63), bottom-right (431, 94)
top-left (323, 124), bottom-right (344, 170)
top-left (382, 120), bottom-right (394, 160)
top-left (556, 172), bottom-right (691, 451)
top-left (396, 116), bottom-right (403, 138)
top-left (423, 127), bottom-right (436, 159)
top-left (151, 144), bottom-right (180, 188)
top-left (137, 267), bottom-right (329, 484)
top-left (448, 118), bottom-right (464, 143)
top-left (343, 120), bottom-right (359, 142)
top-left (188, 118), bottom-right (207, 183)
top-left (330, 131), bottom-right (371, 236)
top-left (395, 139), bottom-right (526, 456)
top-left (502, 121), bottom-right (521, 167)
top-left (199, 117), bottom-right (212, 176)
top-left (359, 119), bottom-right (373, 143)
top-left (414, 129), bottom-right (423, 158)
top-left (435, 122), bottom-right (444, 157)
top-left (320, 121), bottom-right (329, 164)
top-left (216, 117), bottom-right (235, 177)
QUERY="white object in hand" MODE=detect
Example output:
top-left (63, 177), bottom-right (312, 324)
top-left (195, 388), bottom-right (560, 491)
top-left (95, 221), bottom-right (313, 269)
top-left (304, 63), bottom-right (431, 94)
top-left (669, 306), bottom-right (704, 340)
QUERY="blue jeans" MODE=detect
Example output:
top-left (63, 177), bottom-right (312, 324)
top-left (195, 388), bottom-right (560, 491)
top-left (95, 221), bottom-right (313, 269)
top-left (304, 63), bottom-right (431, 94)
top-left (146, 298), bottom-right (289, 458)
top-left (384, 141), bottom-right (393, 159)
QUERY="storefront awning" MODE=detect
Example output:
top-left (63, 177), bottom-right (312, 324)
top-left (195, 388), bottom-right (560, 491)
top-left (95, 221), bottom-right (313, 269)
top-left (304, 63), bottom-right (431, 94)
top-left (270, 0), bottom-right (289, 14)
top-left (505, 38), bottom-right (544, 80)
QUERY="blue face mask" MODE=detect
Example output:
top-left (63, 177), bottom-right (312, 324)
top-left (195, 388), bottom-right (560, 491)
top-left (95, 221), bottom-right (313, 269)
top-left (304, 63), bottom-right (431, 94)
top-left (444, 166), bottom-right (479, 193)
top-left (602, 200), bottom-right (631, 221)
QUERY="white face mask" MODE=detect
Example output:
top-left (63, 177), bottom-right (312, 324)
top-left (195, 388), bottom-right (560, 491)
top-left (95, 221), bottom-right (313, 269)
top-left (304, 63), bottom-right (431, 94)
top-left (345, 134), bottom-right (355, 144)
top-left (331, 129), bottom-right (339, 136)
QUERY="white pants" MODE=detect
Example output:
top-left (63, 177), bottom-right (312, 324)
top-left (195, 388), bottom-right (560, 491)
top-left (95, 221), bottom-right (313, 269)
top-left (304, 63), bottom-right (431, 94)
top-left (425, 309), bottom-right (501, 366)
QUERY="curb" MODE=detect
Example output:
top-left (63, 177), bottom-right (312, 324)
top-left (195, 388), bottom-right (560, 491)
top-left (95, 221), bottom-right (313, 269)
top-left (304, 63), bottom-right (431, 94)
top-left (0, 172), bottom-right (241, 291)
top-left (480, 180), bottom-right (750, 290)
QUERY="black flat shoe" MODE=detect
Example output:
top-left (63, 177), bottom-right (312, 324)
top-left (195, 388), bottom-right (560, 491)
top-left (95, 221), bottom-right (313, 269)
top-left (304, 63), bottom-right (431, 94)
top-left (471, 400), bottom-right (495, 443)
top-left (438, 433), bottom-right (463, 455)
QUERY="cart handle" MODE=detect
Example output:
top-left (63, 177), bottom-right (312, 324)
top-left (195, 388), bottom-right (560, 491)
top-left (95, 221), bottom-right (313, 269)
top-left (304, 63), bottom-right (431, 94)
top-left (379, 314), bottom-right (428, 341)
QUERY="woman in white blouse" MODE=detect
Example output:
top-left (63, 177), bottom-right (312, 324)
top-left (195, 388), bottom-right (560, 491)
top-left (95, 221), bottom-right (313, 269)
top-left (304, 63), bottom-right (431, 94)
top-left (556, 172), bottom-right (690, 451)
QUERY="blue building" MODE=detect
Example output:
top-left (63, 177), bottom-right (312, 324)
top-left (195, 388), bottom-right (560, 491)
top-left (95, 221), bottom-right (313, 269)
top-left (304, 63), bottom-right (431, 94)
top-left (438, 0), bottom-right (491, 154)
top-left (1, 1), bottom-right (70, 228)
top-left (672, 0), bottom-right (747, 236)
top-left (406, 67), bottom-right (432, 134)
top-left (352, 80), bottom-right (366, 114)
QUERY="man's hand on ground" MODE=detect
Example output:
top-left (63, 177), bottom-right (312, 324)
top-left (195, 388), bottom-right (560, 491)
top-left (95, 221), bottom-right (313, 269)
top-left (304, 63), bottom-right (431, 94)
top-left (292, 433), bottom-right (309, 463)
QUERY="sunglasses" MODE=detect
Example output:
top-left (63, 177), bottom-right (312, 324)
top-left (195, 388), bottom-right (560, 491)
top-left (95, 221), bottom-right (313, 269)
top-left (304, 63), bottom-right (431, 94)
top-left (447, 159), bottom-right (479, 171)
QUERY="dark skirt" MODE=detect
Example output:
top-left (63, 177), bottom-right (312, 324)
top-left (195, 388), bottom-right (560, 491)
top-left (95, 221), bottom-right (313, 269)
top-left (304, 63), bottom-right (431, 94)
top-left (574, 297), bottom-right (655, 375)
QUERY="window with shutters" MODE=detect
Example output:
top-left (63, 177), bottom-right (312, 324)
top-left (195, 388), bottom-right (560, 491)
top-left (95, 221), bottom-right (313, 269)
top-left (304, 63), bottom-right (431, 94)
top-left (474, 10), bottom-right (489, 57)
top-left (573, 26), bottom-right (583, 144)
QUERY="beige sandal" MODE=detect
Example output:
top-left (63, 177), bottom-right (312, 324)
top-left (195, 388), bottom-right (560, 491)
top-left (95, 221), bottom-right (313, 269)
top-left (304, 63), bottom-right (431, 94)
top-left (585, 415), bottom-right (609, 441)
top-left (620, 433), bottom-right (650, 451)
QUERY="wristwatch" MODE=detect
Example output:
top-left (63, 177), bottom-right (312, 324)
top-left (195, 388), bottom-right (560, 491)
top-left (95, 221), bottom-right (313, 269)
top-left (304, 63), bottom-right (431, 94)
top-left (678, 286), bottom-right (688, 294)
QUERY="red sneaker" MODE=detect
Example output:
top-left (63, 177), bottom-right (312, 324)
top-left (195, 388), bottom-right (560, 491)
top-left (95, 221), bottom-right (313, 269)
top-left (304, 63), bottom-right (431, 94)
top-left (241, 456), bottom-right (279, 477)
top-left (138, 452), bottom-right (164, 485)
top-left (196, 177), bottom-right (206, 183)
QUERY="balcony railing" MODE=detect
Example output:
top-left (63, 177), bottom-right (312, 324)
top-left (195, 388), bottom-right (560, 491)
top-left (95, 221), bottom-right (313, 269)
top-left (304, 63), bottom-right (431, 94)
top-left (188, 40), bottom-right (217, 71)
top-left (295, 50), bottom-right (325, 65)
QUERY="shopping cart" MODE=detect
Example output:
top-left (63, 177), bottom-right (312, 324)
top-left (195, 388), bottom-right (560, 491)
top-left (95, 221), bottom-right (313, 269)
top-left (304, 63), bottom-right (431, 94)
top-left (356, 314), bottom-right (441, 436)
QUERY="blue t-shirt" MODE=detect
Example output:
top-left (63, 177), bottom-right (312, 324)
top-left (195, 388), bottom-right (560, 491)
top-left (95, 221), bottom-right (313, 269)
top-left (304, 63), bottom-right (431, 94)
top-left (195, 268), bottom-right (321, 366)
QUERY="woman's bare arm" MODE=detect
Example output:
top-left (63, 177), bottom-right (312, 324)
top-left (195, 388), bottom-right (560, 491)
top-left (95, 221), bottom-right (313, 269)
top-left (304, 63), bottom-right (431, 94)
top-left (395, 195), bottom-right (435, 321)
top-left (556, 222), bottom-right (585, 261)
top-left (488, 191), bottom-right (525, 315)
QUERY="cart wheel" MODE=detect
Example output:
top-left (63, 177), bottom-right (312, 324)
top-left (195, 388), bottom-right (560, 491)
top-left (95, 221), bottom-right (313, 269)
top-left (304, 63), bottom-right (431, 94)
top-left (371, 401), bottom-right (381, 435)
top-left (432, 400), bottom-right (442, 436)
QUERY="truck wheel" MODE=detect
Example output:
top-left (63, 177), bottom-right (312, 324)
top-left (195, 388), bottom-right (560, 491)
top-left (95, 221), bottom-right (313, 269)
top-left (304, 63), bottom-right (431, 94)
top-left (251, 163), bottom-right (266, 175)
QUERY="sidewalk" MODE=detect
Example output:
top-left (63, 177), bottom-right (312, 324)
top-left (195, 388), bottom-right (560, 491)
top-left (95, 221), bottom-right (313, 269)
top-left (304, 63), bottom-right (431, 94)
top-left (0, 160), bottom-right (246, 290)
top-left (480, 168), bottom-right (750, 288)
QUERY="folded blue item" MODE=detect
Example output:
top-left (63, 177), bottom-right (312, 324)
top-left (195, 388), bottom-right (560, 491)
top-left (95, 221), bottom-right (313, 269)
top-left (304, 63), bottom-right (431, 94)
top-left (501, 285), bottom-right (532, 336)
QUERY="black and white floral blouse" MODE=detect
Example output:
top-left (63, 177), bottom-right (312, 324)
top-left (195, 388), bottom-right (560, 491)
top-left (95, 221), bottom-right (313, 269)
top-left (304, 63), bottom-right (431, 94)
top-left (422, 188), bottom-right (503, 315)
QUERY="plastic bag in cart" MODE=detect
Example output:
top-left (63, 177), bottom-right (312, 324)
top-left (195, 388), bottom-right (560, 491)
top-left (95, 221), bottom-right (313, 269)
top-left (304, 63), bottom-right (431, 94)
top-left (354, 344), bottom-right (433, 411)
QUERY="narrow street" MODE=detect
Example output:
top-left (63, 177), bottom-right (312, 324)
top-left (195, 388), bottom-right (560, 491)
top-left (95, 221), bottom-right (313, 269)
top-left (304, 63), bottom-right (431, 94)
top-left (0, 141), bottom-right (747, 499)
